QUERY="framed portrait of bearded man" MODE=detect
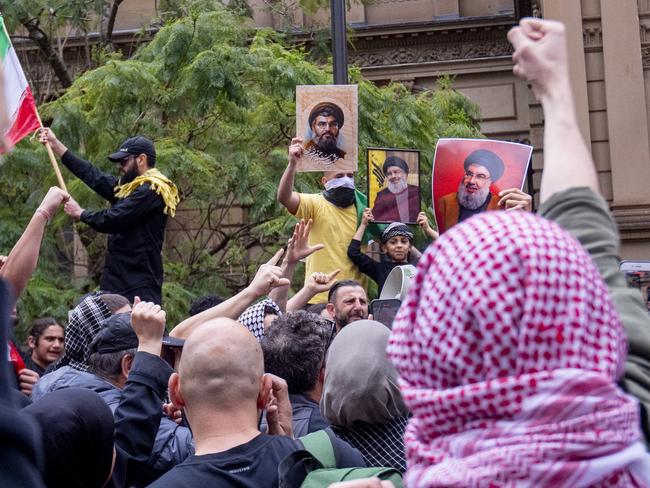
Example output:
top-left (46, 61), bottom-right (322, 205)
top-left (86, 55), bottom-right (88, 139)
top-left (295, 84), bottom-right (358, 172)
top-left (432, 138), bottom-right (532, 235)
top-left (368, 148), bottom-right (421, 224)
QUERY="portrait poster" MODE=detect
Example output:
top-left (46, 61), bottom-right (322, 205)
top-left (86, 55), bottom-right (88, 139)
top-left (432, 138), bottom-right (532, 234)
top-left (367, 148), bottom-right (421, 224)
top-left (295, 84), bottom-right (358, 172)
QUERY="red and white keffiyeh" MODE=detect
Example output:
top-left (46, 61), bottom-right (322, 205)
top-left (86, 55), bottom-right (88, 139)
top-left (388, 210), bottom-right (650, 487)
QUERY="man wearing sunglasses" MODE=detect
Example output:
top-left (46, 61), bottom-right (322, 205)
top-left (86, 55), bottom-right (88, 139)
top-left (39, 129), bottom-right (179, 304)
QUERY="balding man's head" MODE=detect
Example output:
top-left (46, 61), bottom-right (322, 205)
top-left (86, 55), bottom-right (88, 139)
top-left (170, 318), bottom-right (264, 413)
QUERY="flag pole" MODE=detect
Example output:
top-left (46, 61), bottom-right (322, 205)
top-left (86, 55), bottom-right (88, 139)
top-left (0, 18), bottom-right (67, 192)
top-left (34, 111), bottom-right (67, 193)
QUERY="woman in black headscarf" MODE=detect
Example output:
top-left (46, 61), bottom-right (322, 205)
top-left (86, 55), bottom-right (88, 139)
top-left (23, 388), bottom-right (115, 488)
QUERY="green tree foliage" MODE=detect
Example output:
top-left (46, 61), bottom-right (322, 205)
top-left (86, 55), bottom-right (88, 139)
top-left (1, 3), bottom-right (481, 335)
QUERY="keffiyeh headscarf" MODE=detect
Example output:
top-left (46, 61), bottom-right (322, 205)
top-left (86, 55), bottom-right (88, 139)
top-left (50, 292), bottom-right (111, 372)
top-left (238, 298), bottom-right (281, 341)
top-left (388, 210), bottom-right (650, 487)
top-left (380, 223), bottom-right (414, 245)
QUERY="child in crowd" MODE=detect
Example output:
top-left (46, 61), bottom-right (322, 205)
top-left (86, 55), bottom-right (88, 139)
top-left (347, 208), bottom-right (438, 294)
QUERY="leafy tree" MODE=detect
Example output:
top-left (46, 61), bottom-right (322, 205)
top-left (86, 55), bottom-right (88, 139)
top-left (1, 3), bottom-right (481, 337)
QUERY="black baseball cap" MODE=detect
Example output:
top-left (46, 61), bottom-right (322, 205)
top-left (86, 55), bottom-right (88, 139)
top-left (107, 136), bottom-right (156, 164)
top-left (89, 312), bottom-right (184, 354)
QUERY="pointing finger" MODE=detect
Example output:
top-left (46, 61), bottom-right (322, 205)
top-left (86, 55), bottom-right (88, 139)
top-left (266, 248), bottom-right (285, 266)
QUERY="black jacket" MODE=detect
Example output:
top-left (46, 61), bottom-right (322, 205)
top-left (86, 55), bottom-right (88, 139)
top-left (62, 151), bottom-right (167, 303)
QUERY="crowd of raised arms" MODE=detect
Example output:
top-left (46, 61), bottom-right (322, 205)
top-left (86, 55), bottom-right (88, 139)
top-left (3, 18), bottom-right (650, 488)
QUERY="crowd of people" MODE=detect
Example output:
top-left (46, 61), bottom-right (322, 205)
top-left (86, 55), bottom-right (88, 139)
top-left (3, 18), bottom-right (650, 488)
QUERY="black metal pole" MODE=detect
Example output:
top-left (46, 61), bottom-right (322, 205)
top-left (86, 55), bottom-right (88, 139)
top-left (330, 0), bottom-right (348, 84)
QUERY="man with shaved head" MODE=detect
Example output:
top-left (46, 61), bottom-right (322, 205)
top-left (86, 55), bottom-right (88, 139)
top-left (148, 318), bottom-right (364, 487)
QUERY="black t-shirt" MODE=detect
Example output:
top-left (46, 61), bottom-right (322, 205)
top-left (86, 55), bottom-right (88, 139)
top-left (147, 432), bottom-right (365, 488)
top-left (21, 353), bottom-right (45, 377)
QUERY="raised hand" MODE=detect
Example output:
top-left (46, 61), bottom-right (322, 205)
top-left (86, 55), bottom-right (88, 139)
top-left (305, 269), bottom-right (341, 295)
top-left (130, 296), bottom-right (166, 356)
top-left (361, 208), bottom-right (374, 226)
top-left (508, 19), bottom-right (569, 101)
top-left (38, 187), bottom-right (70, 221)
top-left (264, 373), bottom-right (293, 438)
top-left (416, 211), bottom-right (438, 240)
top-left (285, 219), bottom-right (324, 264)
top-left (288, 137), bottom-right (303, 165)
top-left (249, 249), bottom-right (291, 297)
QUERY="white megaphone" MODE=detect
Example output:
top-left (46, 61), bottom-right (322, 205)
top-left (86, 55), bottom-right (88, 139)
top-left (379, 265), bottom-right (417, 301)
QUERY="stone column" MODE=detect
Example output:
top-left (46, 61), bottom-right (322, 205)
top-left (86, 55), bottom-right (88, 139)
top-left (433, 0), bottom-right (459, 18)
top-left (600, 0), bottom-right (650, 206)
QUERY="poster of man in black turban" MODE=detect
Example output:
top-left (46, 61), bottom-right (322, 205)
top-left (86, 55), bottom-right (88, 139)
top-left (368, 148), bottom-right (421, 224)
top-left (295, 85), bottom-right (358, 172)
top-left (432, 138), bottom-right (532, 234)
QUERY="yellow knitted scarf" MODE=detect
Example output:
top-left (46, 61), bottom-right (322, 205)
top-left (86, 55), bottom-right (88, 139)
top-left (114, 168), bottom-right (180, 217)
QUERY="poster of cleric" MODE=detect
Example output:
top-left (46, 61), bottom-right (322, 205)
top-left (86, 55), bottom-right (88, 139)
top-left (432, 138), bottom-right (532, 234)
top-left (367, 148), bottom-right (421, 224)
top-left (295, 84), bottom-right (358, 172)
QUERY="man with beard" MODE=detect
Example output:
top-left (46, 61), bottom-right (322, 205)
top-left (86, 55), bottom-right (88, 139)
top-left (437, 149), bottom-right (531, 233)
top-left (278, 138), bottom-right (367, 304)
top-left (371, 156), bottom-right (420, 223)
top-left (39, 129), bottom-right (179, 303)
top-left (303, 102), bottom-right (346, 165)
top-left (326, 280), bottom-right (369, 332)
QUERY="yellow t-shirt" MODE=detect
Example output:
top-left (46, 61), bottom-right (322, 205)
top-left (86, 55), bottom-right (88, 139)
top-left (295, 193), bottom-right (367, 303)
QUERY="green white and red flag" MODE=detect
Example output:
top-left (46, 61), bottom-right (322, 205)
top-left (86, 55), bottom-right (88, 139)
top-left (0, 15), bottom-right (41, 150)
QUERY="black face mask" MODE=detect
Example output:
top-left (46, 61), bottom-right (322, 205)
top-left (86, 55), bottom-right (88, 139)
top-left (323, 187), bottom-right (355, 208)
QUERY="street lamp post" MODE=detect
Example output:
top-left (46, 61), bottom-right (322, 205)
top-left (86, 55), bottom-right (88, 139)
top-left (330, 0), bottom-right (348, 84)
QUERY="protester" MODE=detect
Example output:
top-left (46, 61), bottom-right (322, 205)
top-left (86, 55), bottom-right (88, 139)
top-left (509, 18), bottom-right (650, 440)
top-left (277, 138), bottom-right (368, 303)
top-left (33, 308), bottom-right (193, 480)
top-left (386, 19), bottom-right (650, 486)
top-left (261, 310), bottom-right (332, 436)
top-left (37, 292), bottom-right (130, 382)
top-left (348, 209), bottom-right (437, 293)
top-left (23, 317), bottom-right (65, 375)
top-left (0, 280), bottom-right (45, 488)
top-left (149, 318), bottom-right (365, 487)
top-left (326, 280), bottom-right (369, 332)
top-left (238, 298), bottom-right (282, 341)
top-left (39, 128), bottom-right (179, 303)
top-left (23, 388), bottom-right (115, 488)
top-left (323, 320), bottom-right (409, 473)
top-left (0, 186), bottom-right (69, 396)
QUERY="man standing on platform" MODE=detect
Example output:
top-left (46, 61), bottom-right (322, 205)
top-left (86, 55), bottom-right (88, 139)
top-left (39, 129), bottom-right (179, 304)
